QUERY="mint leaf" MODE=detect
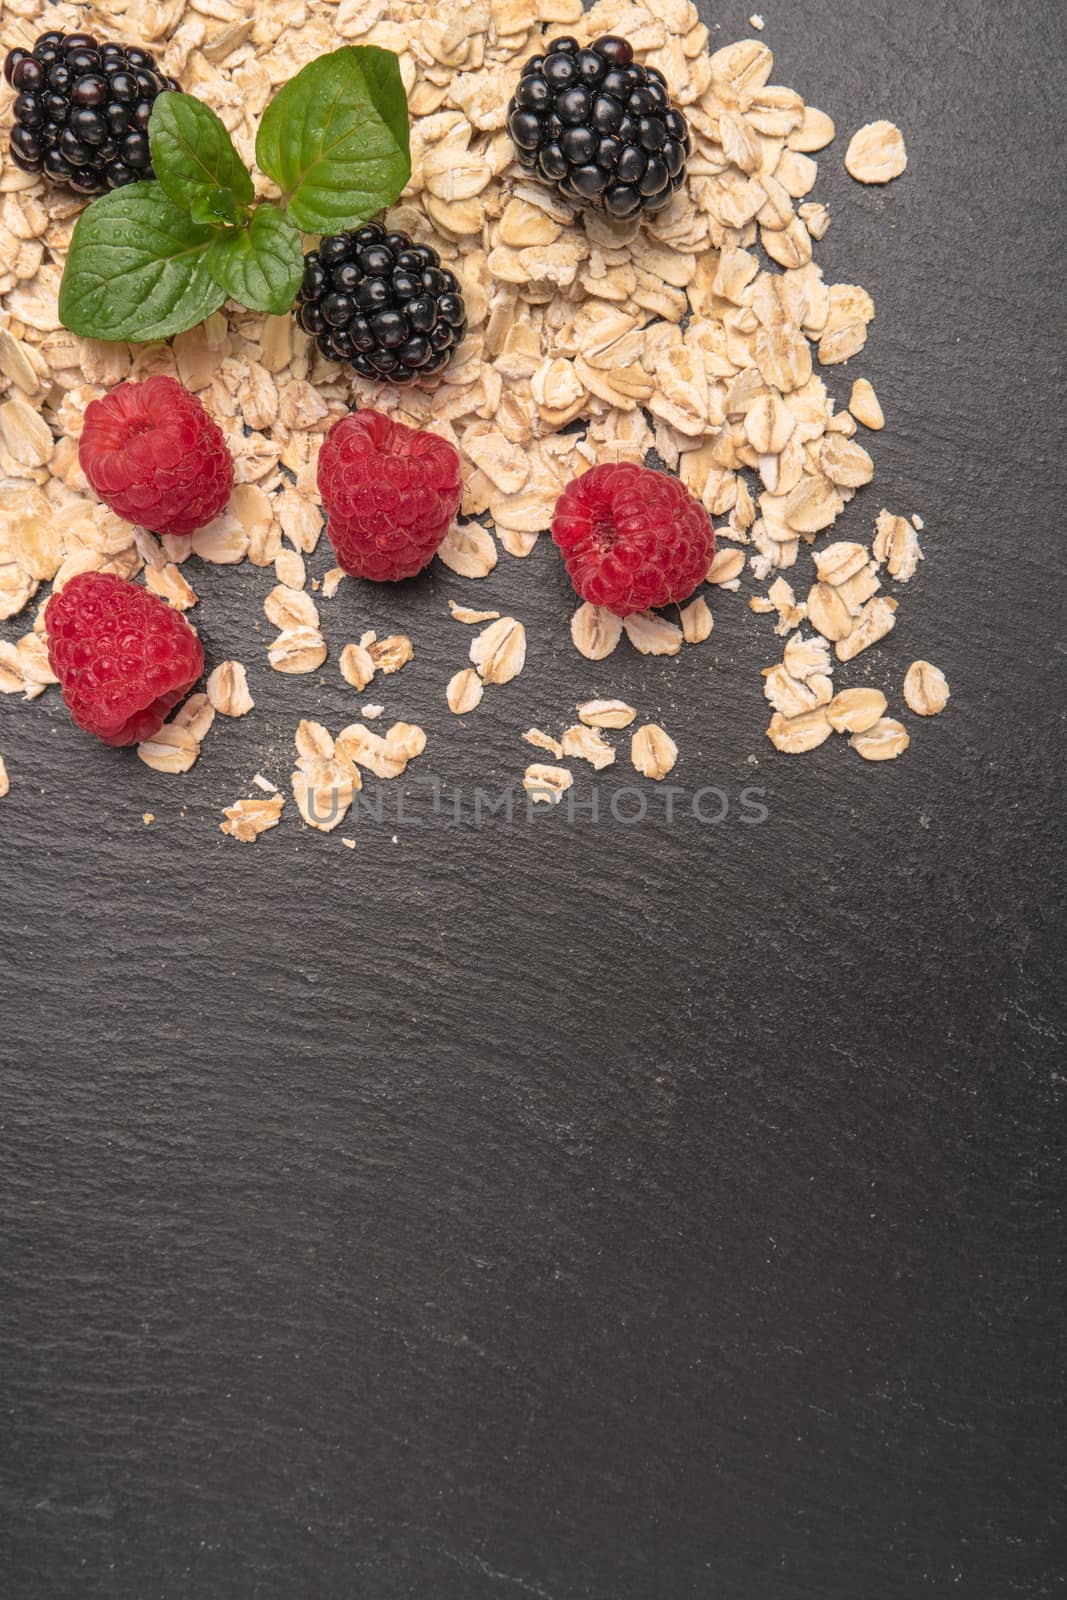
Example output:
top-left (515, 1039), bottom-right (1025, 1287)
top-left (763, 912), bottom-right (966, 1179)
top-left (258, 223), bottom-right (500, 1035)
top-left (206, 203), bottom-right (304, 315)
top-left (189, 188), bottom-right (242, 229)
top-left (149, 92), bottom-right (254, 218)
top-left (58, 183), bottom-right (227, 341)
top-left (255, 46), bottom-right (410, 233)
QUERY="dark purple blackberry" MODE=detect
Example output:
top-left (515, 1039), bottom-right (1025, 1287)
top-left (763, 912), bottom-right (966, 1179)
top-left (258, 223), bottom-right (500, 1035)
top-left (3, 30), bottom-right (179, 196)
top-left (295, 224), bottom-right (467, 386)
top-left (507, 34), bottom-right (690, 219)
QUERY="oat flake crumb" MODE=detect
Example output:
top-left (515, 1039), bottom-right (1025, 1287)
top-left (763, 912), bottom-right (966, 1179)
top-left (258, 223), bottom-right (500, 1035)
top-left (0, 756), bottom-right (8, 798)
top-left (220, 793), bottom-right (286, 843)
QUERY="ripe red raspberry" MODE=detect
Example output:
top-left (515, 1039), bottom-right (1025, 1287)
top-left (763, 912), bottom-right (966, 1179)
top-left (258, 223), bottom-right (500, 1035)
top-left (79, 375), bottom-right (233, 537)
top-left (45, 571), bottom-right (204, 747)
top-left (317, 409), bottom-right (462, 581)
top-left (551, 462), bottom-right (716, 616)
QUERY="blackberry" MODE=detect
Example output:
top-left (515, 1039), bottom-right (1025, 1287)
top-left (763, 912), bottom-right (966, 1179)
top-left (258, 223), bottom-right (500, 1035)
top-left (506, 34), bottom-right (691, 219)
top-left (295, 224), bottom-right (467, 386)
top-left (3, 30), bottom-right (179, 197)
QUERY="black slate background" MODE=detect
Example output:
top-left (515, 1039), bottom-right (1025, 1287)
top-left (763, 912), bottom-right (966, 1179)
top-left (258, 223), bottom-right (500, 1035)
top-left (1, 1), bottom-right (1065, 1596)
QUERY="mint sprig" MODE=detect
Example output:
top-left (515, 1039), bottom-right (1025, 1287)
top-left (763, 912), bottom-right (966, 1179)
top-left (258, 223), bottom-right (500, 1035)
top-left (58, 47), bottom-right (412, 343)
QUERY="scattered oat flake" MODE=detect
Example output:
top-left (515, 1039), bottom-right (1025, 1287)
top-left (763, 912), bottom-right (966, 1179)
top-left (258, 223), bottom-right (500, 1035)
top-left (835, 596), bottom-right (897, 662)
top-left (680, 596), bottom-right (714, 643)
top-left (826, 687), bottom-right (887, 734)
top-left (264, 583), bottom-right (318, 631)
top-left (623, 611), bottom-right (683, 656)
top-left (849, 379), bottom-right (885, 431)
top-left (269, 628), bottom-right (327, 675)
top-left (337, 722), bottom-right (420, 780)
top-left (523, 764), bottom-right (573, 805)
top-left (437, 522), bottom-right (497, 579)
top-left (142, 812), bottom-right (154, 825)
top-left (577, 699), bottom-right (637, 729)
top-left (449, 601), bottom-right (500, 624)
top-left (137, 723), bottom-right (201, 775)
top-left (470, 617), bottom-right (526, 684)
top-left (631, 723), bottom-right (678, 781)
top-left (807, 582), bottom-right (855, 643)
top-left (362, 703), bottom-right (385, 720)
top-left (903, 661), bottom-right (950, 717)
top-left (766, 708), bottom-right (834, 753)
top-left (846, 121), bottom-right (908, 184)
top-left (368, 635), bottom-right (414, 675)
top-left (707, 549), bottom-right (745, 586)
top-left (850, 718), bottom-right (910, 761)
top-left (524, 728), bottom-right (564, 760)
top-left (341, 838), bottom-right (356, 850)
top-left (220, 793), bottom-right (285, 843)
top-left (783, 632), bottom-right (832, 681)
top-left (339, 643), bottom-right (376, 692)
top-left (572, 603), bottom-right (622, 662)
top-left (873, 509), bottom-right (924, 582)
top-left (275, 548), bottom-right (306, 590)
top-left (145, 563), bottom-right (198, 611)
top-left (446, 668), bottom-right (484, 714)
top-left (762, 664), bottom-right (832, 718)
top-left (562, 724), bottom-right (615, 770)
top-left (207, 661), bottom-right (254, 718)
top-left (813, 542), bottom-right (869, 588)
top-left (252, 773), bottom-right (278, 794)
top-left (321, 568), bottom-right (346, 599)
top-left (749, 14), bottom-right (765, 30)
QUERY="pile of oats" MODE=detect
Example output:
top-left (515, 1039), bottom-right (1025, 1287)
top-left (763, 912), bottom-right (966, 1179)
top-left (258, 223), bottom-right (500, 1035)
top-left (0, 0), bottom-right (945, 834)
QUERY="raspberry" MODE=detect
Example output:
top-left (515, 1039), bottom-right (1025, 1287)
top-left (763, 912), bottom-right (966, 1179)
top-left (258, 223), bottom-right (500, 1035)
top-left (295, 223), bottom-right (467, 385)
top-left (506, 34), bottom-right (691, 219)
top-left (317, 410), bottom-right (463, 582)
top-left (551, 462), bottom-right (715, 616)
top-left (4, 30), bottom-right (180, 196)
top-left (45, 571), bottom-right (204, 747)
top-left (79, 376), bottom-right (233, 537)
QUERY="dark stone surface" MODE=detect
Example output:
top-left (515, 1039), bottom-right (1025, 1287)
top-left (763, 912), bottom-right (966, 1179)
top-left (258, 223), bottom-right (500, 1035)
top-left (1, 2), bottom-right (1064, 1596)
